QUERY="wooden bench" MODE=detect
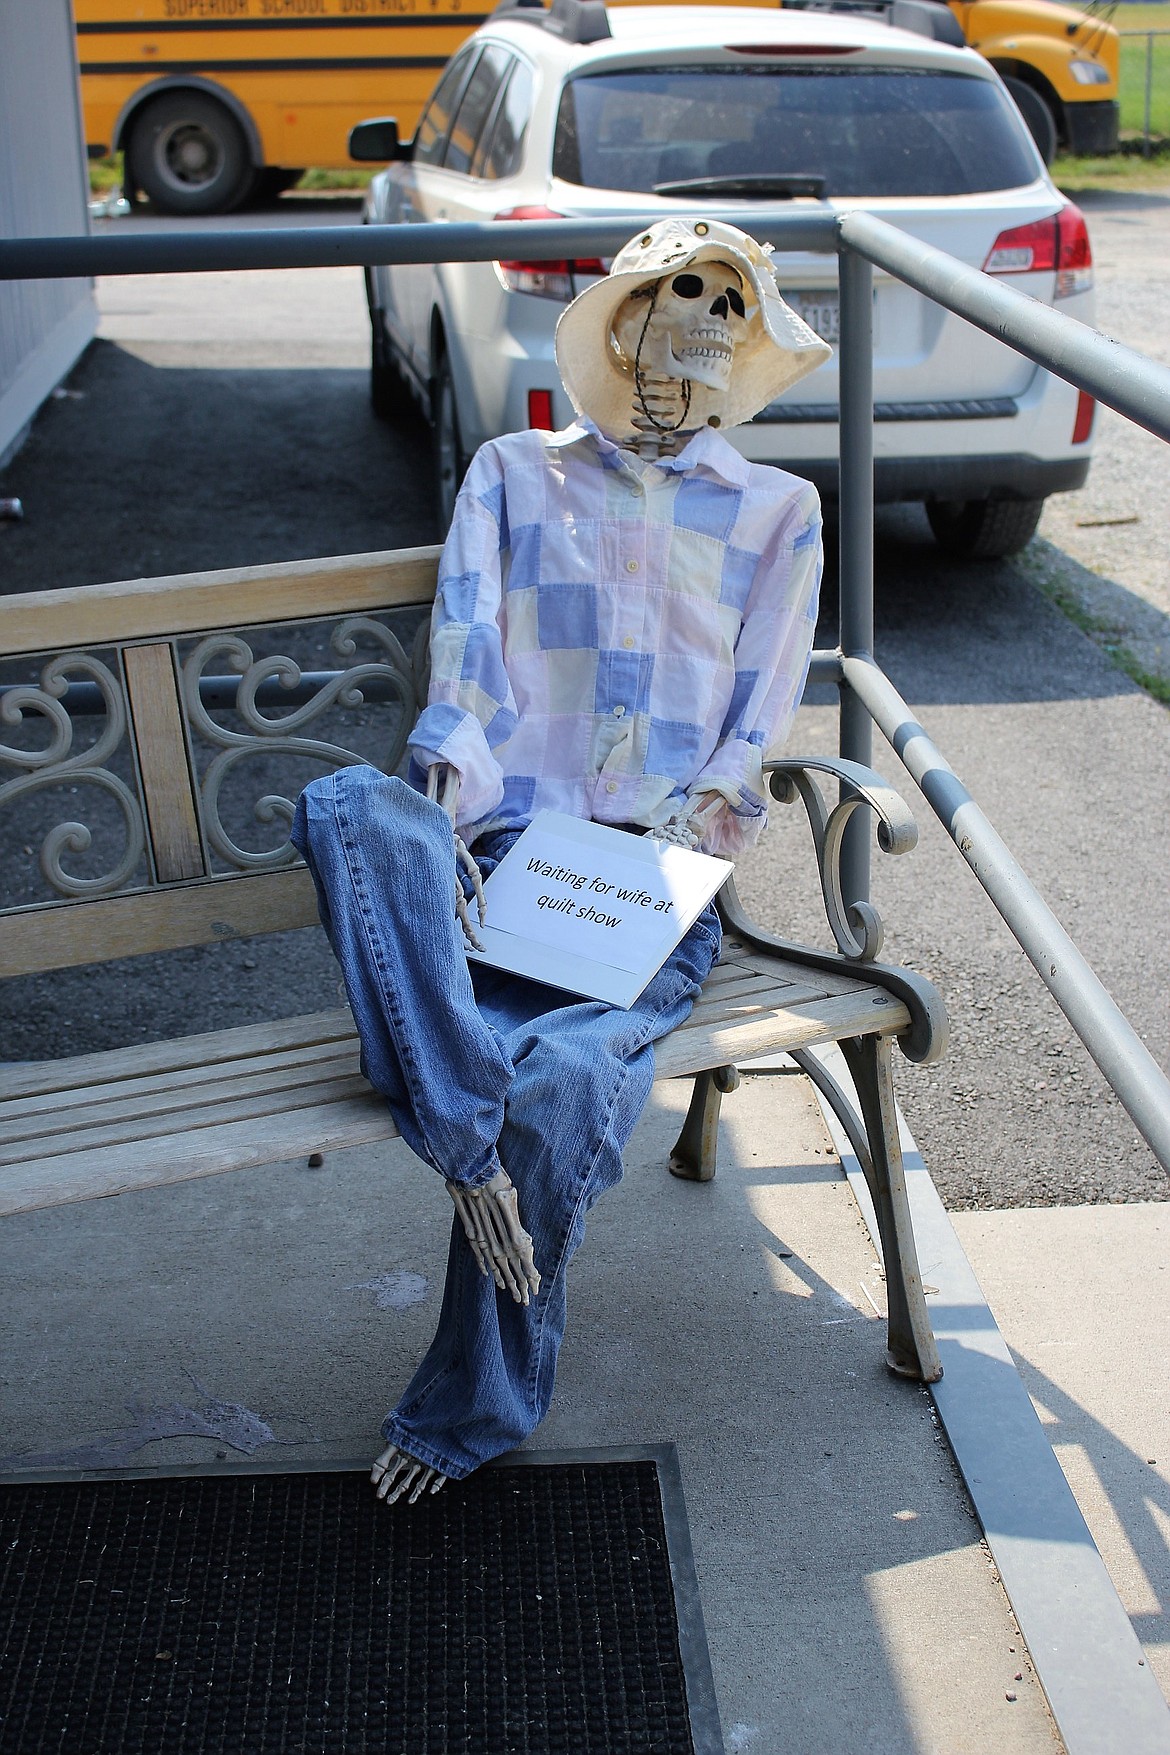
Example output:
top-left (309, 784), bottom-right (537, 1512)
top-left (0, 547), bottom-right (947, 1382)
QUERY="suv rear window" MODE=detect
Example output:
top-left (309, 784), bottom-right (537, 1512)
top-left (553, 67), bottom-right (1039, 197)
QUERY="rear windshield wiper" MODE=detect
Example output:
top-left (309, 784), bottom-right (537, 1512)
top-left (651, 173), bottom-right (828, 199)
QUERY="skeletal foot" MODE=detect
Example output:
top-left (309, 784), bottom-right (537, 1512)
top-left (447, 1167), bottom-right (542, 1305)
top-left (370, 1442), bottom-right (448, 1505)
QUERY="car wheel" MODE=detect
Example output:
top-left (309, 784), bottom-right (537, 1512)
top-left (926, 498), bottom-right (1045, 559)
top-left (370, 313), bottom-right (409, 421)
top-left (1001, 77), bottom-right (1058, 166)
top-left (433, 352), bottom-right (467, 532)
top-left (126, 93), bottom-right (256, 215)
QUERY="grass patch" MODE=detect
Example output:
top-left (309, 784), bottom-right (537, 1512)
top-left (88, 154), bottom-right (373, 198)
top-left (293, 167), bottom-right (374, 191)
top-left (1026, 553), bottom-right (1170, 709)
top-left (1054, 140), bottom-right (1170, 191)
top-left (88, 153), bottom-right (123, 193)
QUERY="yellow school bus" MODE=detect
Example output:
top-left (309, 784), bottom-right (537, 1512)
top-left (76, 0), bottom-right (492, 214)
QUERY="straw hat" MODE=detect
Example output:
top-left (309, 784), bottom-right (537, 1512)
top-left (554, 217), bottom-right (832, 435)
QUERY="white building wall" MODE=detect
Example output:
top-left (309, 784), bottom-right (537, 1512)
top-left (0, 0), bottom-right (98, 464)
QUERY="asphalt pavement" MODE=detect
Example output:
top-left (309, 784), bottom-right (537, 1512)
top-left (1, 189), bottom-right (1167, 1212)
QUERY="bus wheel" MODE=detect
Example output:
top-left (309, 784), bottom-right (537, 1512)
top-left (1001, 78), bottom-right (1058, 165)
top-left (126, 93), bottom-right (256, 215)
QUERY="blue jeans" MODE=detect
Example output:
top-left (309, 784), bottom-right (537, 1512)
top-left (291, 767), bottom-right (720, 1478)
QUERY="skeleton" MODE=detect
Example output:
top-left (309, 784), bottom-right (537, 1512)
top-left (611, 261), bottom-right (750, 461)
top-left (371, 257), bottom-right (756, 1505)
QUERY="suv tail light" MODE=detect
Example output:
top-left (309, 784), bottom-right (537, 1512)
top-left (983, 203), bottom-right (1093, 298)
top-left (493, 205), bottom-right (604, 302)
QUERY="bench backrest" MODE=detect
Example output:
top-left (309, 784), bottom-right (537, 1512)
top-left (0, 548), bottom-right (441, 979)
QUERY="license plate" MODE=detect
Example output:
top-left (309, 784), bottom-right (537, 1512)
top-left (781, 290), bottom-right (840, 347)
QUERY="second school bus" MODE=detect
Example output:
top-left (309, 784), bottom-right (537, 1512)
top-left (77, 0), bottom-right (491, 213)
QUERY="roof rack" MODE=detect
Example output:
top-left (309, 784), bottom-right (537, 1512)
top-left (783, 0), bottom-right (965, 47)
top-left (491, 0), bottom-right (612, 45)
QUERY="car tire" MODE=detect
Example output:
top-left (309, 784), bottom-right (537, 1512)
top-left (433, 351), bottom-right (467, 532)
top-left (926, 497), bottom-right (1045, 559)
top-left (370, 312), bottom-right (409, 421)
top-left (126, 93), bottom-right (256, 216)
top-left (1001, 77), bottom-right (1059, 166)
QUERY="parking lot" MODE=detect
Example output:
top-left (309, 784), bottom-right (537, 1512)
top-left (1, 188), bottom-right (1168, 1213)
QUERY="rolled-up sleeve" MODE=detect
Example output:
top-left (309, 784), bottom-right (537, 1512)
top-left (690, 482), bottom-right (822, 853)
top-left (407, 455), bottom-right (518, 825)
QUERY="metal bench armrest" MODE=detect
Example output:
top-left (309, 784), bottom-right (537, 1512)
top-left (762, 755), bottom-right (917, 964)
top-left (716, 757), bottom-right (949, 1065)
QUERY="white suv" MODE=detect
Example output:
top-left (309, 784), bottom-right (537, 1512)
top-left (355, 0), bottom-right (1095, 553)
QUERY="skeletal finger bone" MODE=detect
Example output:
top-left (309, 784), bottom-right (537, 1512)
top-left (370, 1443), bottom-right (449, 1506)
top-left (447, 1168), bottom-right (541, 1304)
top-left (448, 1180), bottom-right (502, 1284)
top-left (489, 1176), bottom-right (542, 1297)
top-left (455, 879), bottom-right (486, 953)
top-left (447, 1182), bottom-right (491, 1276)
top-left (455, 834), bottom-right (487, 924)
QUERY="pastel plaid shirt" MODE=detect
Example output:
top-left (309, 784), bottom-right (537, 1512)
top-left (407, 418), bottom-right (822, 855)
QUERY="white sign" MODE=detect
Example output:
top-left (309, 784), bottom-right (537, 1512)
top-left (465, 811), bottom-right (732, 1007)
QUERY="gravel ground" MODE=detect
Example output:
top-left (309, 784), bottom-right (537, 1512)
top-left (1, 191), bottom-right (1167, 1211)
top-left (1028, 187), bottom-right (1170, 693)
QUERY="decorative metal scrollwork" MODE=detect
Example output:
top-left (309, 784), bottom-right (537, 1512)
top-left (183, 615), bottom-right (420, 872)
top-left (0, 654), bottom-right (146, 898)
top-left (766, 757), bottom-right (918, 962)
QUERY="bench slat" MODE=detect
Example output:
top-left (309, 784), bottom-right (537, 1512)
top-left (0, 1052), bottom-right (363, 1155)
top-left (0, 1006), bottom-right (356, 1102)
top-left (0, 1095), bottom-right (399, 1217)
top-left (1, 1036), bottom-right (361, 1126)
top-left (653, 988), bottom-right (908, 1079)
top-left (0, 868), bottom-right (323, 979)
top-left (123, 642), bottom-right (207, 884)
top-left (0, 547), bottom-right (442, 656)
top-left (0, 1069), bottom-right (373, 1168)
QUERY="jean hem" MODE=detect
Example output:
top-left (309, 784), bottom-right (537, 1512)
top-left (379, 1418), bottom-right (484, 1482)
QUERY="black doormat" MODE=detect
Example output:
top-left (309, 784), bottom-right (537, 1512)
top-left (0, 1445), bottom-right (722, 1755)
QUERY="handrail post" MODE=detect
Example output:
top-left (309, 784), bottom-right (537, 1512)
top-left (837, 244), bottom-right (875, 911)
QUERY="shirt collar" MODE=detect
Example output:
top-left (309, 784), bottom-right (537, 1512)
top-left (547, 417), bottom-right (752, 490)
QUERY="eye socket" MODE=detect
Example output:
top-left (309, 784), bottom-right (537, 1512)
top-left (670, 273), bottom-right (705, 299)
top-left (726, 287), bottom-right (746, 318)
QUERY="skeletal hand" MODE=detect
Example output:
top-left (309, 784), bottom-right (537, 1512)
top-left (427, 763), bottom-right (486, 950)
top-left (657, 790), bottom-right (723, 850)
top-left (447, 1168), bottom-right (542, 1306)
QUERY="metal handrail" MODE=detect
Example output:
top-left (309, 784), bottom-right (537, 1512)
top-left (2, 209), bottom-right (1169, 1172)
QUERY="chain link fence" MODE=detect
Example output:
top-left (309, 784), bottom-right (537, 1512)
top-left (1121, 26), bottom-right (1170, 154)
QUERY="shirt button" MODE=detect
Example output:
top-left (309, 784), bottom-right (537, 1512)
top-left (605, 781), bottom-right (619, 794)
top-left (622, 635), bottom-right (635, 649)
top-left (626, 560), bottom-right (639, 573)
top-left (613, 704), bottom-right (626, 718)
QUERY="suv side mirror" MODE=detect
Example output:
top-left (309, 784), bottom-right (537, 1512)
top-left (349, 118), bottom-right (410, 162)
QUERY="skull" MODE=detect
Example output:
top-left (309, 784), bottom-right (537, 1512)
top-left (612, 261), bottom-right (752, 392)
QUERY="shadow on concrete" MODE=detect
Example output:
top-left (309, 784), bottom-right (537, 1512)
top-left (1010, 1349), bottom-right (1170, 1655)
top-left (0, 338), bottom-right (436, 594)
